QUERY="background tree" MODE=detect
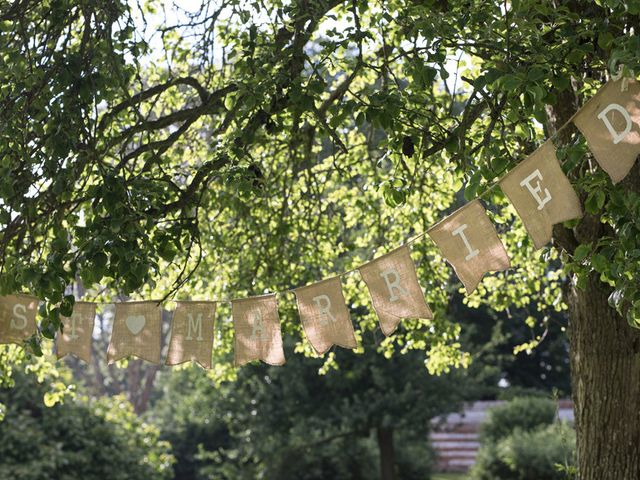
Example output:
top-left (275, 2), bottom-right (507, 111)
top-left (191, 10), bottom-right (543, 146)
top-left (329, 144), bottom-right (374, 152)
top-left (0, 363), bottom-right (175, 480)
top-left (1, 1), bottom-right (639, 478)
top-left (151, 335), bottom-right (466, 480)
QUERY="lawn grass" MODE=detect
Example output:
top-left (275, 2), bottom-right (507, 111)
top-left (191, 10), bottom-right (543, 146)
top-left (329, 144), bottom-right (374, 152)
top-left (432, 473), bottom-right (469, 480)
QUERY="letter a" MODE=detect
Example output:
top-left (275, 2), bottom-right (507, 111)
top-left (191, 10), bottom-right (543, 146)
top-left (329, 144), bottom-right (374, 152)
top-left (452, 224), bottom-right (480, 261)
top-left (186, 313), bottom-right (204, 341)
top-left (597, 103), bottom-right (632, 145)
top-left (379, 268), bottom-right (408, 302)
top-left (10, 304), bottom-right (27, 330)
top-left (313, 295), bottom-right (337, 326)
top-left (519, 169), bottom-right (552, 210)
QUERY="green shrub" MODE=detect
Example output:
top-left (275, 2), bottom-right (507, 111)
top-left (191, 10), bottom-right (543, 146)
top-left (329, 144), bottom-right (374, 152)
top-left (0, 371), bottom-right (174, 480)
top-left (472, 422), bottom-right (576, 480)
top-left (480, 396), bottom-right (556, 443)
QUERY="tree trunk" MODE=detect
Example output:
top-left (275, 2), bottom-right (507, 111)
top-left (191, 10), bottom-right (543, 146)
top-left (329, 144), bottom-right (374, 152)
top-left (565, 273), bottom-right (640, 479)
top-left (376, 427), bottom-right (396, 480)
top-left (545, 79), bottom-right (640, 479)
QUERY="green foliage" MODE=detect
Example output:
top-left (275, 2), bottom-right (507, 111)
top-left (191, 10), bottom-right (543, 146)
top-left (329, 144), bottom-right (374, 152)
top-left (471, 396), bottom-right (575, 480)
top-left (0, 367), bottom-right (174, 480)
top-left (472, 422), bottom-right (576, 480)
top-left (479, 396), bottom-right (556, 443)
top-left (150, 339), bottom-right (458, 479)
top-left (1, 0), bottom-right (639, 381)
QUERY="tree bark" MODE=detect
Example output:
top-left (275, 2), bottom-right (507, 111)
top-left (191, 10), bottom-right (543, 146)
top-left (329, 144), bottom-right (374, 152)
top-left (376, 427), bottom-right (396, 480)
top-left (565, 273), bottom-right (640, 479)
top-left (548, 86), bottom-right (640, 478)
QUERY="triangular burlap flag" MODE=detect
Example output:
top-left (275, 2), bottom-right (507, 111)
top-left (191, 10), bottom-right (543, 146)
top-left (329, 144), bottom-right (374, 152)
top-left (166, 301), bottom-right (216, 369)
top-left (0, 294), bottom-right (38, 344)
top-left (56, 302), bottom-right (96, 363)
top-left (428, 200), bottom-right (510, 294)
top-left (294, 277), bottom-right (357, 354)
top-left (359, 245), bottom-right (432, 335)
top-left (107, 301), bottom-right (162, 364)
top-left (573, 78), bottom-right (640, 183)
top-left (232, 294), bottom-right (285, 367)
top-left (500, 141), bottom-right (583, 250)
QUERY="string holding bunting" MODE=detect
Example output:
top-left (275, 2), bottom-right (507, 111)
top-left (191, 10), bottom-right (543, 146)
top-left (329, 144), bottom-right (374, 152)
top-left (166, 301), bottom-right (216, 369)
top-left (232, 294), bottom-right (285, 367)
top-left (0, 294), bottom-right (38, 345)
top-left (56, 302), bottom-right (96, 363)
top-left (294, 277), bottom-right (357, 355)
top-left (499, 141), bottom-right (583, 250)
top-left (359, 245), bottom-right (433, 335)
top-left (573, 78), bottom-right (640, 183)
top-left (428, 200), bottom-right (510, 294)
top-left (107, 301), bottom-right (162, 364)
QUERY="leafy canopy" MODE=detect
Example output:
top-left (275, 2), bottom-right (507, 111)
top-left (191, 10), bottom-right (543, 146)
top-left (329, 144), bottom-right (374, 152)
top-left (1, 0), bottom-right (639, 375)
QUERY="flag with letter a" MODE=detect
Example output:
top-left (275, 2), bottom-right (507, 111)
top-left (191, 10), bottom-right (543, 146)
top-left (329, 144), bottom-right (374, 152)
top-left (56, 302), bottom-right (96, 363)
top-left (0, 294), bottom-right (38, 344)
top-left (294, 277), bottom-right (357, 354)
top-left (107, 301), bottom-right (162, 364)
top-left (428, 200), bottom-right (510, 294)
top-left (573, 78), bottom-right (640, 183)
top-left (166, 301), bottom-right (216, 369)
top-left (500, 140), bottom-right (583, 250)
top-left (232, 294), bottom-right (285, 366)
top-left (359, 246), bottom-right (432, 335)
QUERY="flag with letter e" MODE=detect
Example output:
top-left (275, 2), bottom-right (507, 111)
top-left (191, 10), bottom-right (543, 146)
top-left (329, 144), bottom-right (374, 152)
top-left (500, 141), bottom-right (583, 250)
top-left (359, 246), bottom-right (432, 335)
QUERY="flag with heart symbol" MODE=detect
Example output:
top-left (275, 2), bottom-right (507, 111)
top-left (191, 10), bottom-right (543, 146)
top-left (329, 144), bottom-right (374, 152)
top-left (107, 301), bottom-right (162, 364)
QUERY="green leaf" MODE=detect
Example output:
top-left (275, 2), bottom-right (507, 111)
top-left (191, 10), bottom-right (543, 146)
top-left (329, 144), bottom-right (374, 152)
top-left (591, 253), bottom-right (608, 273)
top-left (573, 244), bottom-right (591, 262)
top-left (60, 295), bottom-right (75, 317)
top-left (585, 190), bottom-right (606, 214)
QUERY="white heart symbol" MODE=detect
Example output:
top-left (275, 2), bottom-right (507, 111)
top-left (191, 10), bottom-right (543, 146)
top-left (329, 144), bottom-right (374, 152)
top-left (125, 315), bottom-right (146, 335)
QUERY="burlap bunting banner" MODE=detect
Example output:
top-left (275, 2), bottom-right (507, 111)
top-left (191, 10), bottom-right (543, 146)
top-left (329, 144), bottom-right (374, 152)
top-left (428, 200), bottom-right (510, 294)
top-left (232, 294), bottom-right (285, 366)
top-left (166, 301), bottom-right (216, 369)
top-left (0, 294), bottom-right (38, 344)
top-left (56, 302), bottom-right (96, 363)
top-left (107, 301), bottom-right (162, 364)
top-left (573, 78), bottom-right (640, 183)
top-left (500, 141), bottom-right (583, 250)
top-left (8, 79), bottom-right (636, 369)
top-left (294, 277), bottom-right (357, 354)
top-left (359, 245), bottom-right (432, 335)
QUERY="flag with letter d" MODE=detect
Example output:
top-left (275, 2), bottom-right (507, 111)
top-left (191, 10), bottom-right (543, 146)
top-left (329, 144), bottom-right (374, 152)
top-left (573, 78), bottom-right (640, 183)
